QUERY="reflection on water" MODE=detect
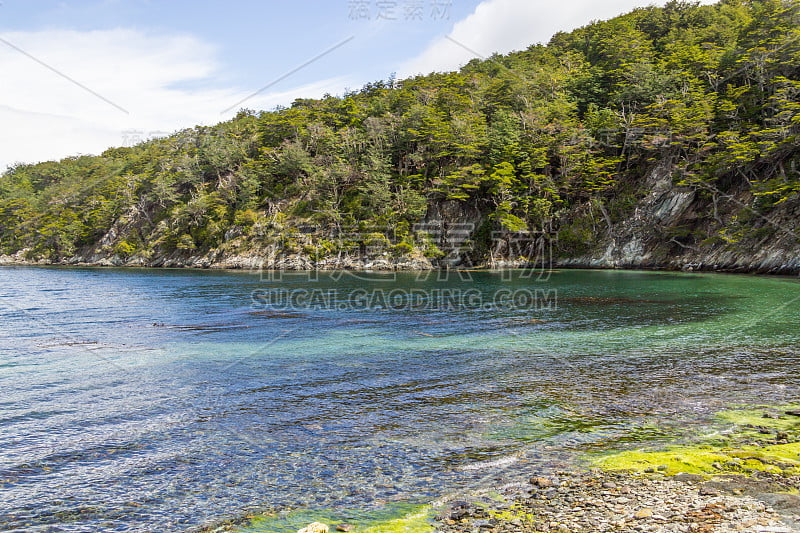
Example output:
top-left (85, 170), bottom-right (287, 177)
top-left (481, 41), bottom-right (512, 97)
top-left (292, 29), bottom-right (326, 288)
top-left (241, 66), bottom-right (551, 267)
top-left (0, 267), bottom-right (798, 532)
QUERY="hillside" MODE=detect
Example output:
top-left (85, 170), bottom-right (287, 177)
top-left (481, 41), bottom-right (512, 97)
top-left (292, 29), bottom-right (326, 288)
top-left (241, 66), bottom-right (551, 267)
top-left (1, 0), bottom-right (799, 273)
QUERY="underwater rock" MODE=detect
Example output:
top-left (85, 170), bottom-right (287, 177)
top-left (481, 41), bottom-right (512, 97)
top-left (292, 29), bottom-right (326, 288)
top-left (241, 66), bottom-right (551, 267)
top-left (445, 500), bottom-right (488, 521)
top-left (530, 476), bottom-right (553, 488)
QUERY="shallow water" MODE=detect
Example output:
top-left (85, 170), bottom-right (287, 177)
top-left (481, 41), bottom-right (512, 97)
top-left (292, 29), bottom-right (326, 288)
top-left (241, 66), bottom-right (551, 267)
top-left (0, 267), bottom-right (798, 531)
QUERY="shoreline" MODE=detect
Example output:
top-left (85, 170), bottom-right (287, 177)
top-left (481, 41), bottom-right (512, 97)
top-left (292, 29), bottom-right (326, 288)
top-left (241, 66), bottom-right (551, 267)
top-left (207, 459), bottom-right (800, 533)
top-left (1, 258), bottom-right (799, 278)
top-left (202, 407), bottom-right (800, 533)
top-left (432, 467), bottom-right (799, 533)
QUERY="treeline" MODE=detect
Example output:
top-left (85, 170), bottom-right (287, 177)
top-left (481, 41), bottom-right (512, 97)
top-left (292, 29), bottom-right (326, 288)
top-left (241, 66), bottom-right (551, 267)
top-left (1, 0), bottom-right (798, 262)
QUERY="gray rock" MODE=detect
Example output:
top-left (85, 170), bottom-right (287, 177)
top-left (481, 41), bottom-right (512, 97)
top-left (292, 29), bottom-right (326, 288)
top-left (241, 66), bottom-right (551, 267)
top-left (673, 473), bottom-right (705, 484)
top-left (699, 486), bottom-right (719, 496)
top-left (756, 493), bottom-right (800, 513)
top-left (703, 475), bottom-right (787, 496)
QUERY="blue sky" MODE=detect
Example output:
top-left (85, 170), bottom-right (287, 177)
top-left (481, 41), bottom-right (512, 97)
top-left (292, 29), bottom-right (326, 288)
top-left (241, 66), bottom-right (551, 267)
top-left (1, 1), bottom-right (475, 94)
top-left (0, 0), bottom-right (716, 170)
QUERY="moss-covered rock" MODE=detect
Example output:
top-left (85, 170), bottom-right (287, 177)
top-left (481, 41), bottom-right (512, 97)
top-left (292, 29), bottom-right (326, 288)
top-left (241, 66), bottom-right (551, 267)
top-left (592, 405), bottom-right (800, 478)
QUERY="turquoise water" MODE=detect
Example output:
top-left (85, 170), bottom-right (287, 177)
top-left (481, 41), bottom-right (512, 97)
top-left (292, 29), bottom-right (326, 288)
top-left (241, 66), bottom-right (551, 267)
top-left (0, 267), bottom-right (798, 531)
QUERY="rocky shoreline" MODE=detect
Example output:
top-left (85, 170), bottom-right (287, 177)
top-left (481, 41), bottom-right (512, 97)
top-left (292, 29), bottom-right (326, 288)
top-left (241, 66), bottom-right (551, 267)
top-left (204, 464), bottom-right (800, 533)
top-left (433, 469), bottom-right (799, 533)
top-left (431, 408), bottom-right (800, 533)
top-left (1, 253), bottom-right (799, 277)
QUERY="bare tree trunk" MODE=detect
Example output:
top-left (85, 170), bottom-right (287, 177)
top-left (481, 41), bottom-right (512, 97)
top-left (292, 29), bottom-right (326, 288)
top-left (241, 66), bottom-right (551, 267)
top-left (596, 199), bottom-right (613, 234)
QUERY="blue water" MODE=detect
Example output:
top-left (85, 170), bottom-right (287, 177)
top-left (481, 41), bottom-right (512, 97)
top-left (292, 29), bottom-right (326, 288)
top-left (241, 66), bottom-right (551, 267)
top-left (0, 267), bottom-right (798, 532)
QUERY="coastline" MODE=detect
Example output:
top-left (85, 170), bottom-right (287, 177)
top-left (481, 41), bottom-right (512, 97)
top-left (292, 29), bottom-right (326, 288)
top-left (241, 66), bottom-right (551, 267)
top-left (432, 467), bottom-right (798, 533)
top-left (1, 255), bottom-right (799, 277)
top-left (203, 451), bottom-right (800, 533)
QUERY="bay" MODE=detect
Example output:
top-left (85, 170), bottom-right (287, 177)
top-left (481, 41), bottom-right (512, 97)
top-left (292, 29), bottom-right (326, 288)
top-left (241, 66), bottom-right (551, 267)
top-left (0, 267), bottom-right (798, 531)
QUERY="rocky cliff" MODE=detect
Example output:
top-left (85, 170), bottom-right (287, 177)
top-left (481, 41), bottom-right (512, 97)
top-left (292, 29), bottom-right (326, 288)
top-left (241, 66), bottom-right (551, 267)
top-left (559, 165), bottom-right (800, 275)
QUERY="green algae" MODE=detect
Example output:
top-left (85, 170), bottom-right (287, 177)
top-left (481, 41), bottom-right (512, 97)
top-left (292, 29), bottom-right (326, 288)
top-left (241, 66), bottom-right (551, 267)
top-left (489, 502), bottom-right (537, 525)
top-left (591, 405), bottom-right (800, 477)
top-left (717, 406), bottom-right (800, 428)
top-left (234, 503), bottom-right (434, 533)
top-left (594, 442), bottom-right (800, 476)
top-left (358, 506), bottom-right (434, 533)
top-left (715, 406), bottom-right (800, 441)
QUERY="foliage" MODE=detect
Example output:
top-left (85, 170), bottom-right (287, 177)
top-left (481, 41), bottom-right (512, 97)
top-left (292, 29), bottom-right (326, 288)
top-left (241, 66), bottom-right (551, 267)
top-left (1, 0), bottom-right (798, 261)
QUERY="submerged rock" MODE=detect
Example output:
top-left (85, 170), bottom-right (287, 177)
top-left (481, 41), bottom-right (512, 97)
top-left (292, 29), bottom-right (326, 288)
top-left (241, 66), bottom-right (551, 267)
top-left (529, 476), bottom-right (553, 488)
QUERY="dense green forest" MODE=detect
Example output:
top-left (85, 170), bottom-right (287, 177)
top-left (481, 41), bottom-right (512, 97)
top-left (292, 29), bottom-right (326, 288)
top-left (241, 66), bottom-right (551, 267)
top-left (1, 0), bottom-right (798, 266)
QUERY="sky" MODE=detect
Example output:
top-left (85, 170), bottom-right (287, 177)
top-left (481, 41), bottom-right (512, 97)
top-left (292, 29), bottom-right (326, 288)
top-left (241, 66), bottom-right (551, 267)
top-left (0, 0), bottom-right (716, 172)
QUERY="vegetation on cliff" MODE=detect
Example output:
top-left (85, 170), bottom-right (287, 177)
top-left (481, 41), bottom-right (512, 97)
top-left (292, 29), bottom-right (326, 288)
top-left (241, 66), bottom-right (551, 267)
top-left (1, 0), bottom-right (798, 264)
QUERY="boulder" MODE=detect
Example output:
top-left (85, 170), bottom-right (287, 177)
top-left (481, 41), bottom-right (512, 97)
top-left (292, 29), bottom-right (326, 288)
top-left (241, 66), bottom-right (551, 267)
top-left (298, 523), bottom-right (329, 533)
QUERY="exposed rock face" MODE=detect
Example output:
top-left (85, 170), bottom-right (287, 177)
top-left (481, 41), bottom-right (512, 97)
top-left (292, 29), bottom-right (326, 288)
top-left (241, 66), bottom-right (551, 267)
top-left (558, 165), bottom-right (800, 275)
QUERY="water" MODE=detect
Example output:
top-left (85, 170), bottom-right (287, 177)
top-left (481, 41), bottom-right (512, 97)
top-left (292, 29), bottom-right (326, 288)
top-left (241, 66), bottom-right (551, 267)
top-left (0, 267), bottom-right (798, 532)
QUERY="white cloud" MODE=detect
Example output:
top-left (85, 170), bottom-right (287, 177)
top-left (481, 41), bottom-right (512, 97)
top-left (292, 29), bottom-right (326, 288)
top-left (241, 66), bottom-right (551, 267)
top-left (399, 0), bottom-right (718, 77)
top-left (0, 29), bottom-right (349, 171)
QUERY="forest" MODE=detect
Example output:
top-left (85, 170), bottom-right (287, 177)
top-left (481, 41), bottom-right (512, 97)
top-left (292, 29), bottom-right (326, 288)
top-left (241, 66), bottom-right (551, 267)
top-left (1, 0), bottom-right (798, 266)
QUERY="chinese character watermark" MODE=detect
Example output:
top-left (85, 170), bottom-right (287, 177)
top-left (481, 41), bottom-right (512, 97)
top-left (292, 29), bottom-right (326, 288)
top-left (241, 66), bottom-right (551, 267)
top-left (121, 130), bottom-right (170, 148)
top-left (348, 0), bottom-right (452, 21)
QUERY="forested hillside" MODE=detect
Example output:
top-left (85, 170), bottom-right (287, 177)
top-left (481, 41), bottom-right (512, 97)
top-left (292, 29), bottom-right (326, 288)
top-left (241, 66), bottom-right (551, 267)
top-left (1, 0), bottom-right (799, 272)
